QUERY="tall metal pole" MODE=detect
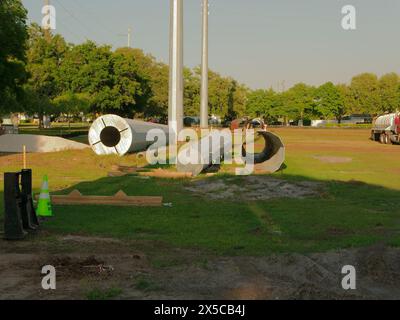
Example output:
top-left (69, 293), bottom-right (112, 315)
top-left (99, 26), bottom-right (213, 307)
top-left (169, 0), bottom-right (184, 142)
top-left (200, 0), bottom-right (209, 129)
top-left (128, 27), bottom-right (132, 48)
top-left (43, 0), bottom-right (51, 42)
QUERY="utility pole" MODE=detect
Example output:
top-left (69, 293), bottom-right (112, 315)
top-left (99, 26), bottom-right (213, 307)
top-left (117, 28), bottom-right (133, 48)
top-left (128, 27), bottom-right (132, 48)
top-left (43, 0), bottom-right (51, 42)
top-left (168, 0), bottom-right (184, 142)
top-left (200, 0), bottom-right (209, 129)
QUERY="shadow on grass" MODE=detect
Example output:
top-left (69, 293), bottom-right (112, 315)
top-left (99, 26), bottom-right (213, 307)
top-left (25, 172), bottom-right (398, 256)
top-left (0, 153), bottom-right (18, 158)
top-left (0, 191), bottom-right (3, 226)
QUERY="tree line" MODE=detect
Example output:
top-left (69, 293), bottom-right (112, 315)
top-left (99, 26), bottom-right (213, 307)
top-left (1, 0), bottom-right (399, 128)
top-left (247, 73), bottom-right (400, 124)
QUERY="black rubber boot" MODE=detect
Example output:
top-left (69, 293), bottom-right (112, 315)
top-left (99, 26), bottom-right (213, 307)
top-left (3, 173), bottom-right (27, 240)
top-left (21, 170), bottom-right (39, 230)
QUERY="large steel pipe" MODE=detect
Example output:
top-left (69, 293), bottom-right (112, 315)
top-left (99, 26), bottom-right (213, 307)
top-left (89, 114), bottom-right (169, 156)
top-left (177, 131), bottom-right (232, 176)
top-left (177, 130), bottom-right (285, 176)
top-left (243, 131), bottom-right (286, 173)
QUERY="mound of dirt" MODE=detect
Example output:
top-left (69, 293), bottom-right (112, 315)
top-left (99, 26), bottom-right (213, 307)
top-left (44, 256), bottom-right (114, 279)
top-left (185, 176), bottom-right (323, 201)
top-left (0, 134), bottom-right (89, 153)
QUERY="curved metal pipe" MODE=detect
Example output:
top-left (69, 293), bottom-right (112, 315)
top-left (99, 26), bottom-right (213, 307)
top-left (242, 131), bottom-right (286, 173)
top-left (177, 130), bottom-right (285, 176)
top-left (177, 131), bottom-right (232, 176)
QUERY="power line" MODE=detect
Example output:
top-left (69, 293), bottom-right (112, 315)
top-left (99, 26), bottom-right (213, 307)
top-left (52, 0), bottom-right (97, 41)
top-left (68, 0), bottom-right (121, 38)
top-left (56, 15), bottom-right (87, 43)
top-left (41, 0), bottom-right (87, 43)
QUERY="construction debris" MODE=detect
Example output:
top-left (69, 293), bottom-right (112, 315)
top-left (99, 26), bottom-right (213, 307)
top-left (35, 190), bottom-right (163, 207)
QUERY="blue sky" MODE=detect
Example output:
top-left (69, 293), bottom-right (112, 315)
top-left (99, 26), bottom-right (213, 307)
top-left (22, 0), bottom-right (400, 89)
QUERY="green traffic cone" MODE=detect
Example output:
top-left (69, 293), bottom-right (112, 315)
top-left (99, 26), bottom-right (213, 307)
top-left (37, 175), bottom-right (53, 217)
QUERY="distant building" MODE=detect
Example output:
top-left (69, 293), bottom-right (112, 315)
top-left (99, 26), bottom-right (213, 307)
top-left (0, 114), bottom-right (19, 134)
top-left (342, 114), bottom-right (373, 124)
top-left (311, 114), bottom-right (372, 127)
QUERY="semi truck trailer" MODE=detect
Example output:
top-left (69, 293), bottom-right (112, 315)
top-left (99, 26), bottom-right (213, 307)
top-left (371, 112), bottom-right (400, 144)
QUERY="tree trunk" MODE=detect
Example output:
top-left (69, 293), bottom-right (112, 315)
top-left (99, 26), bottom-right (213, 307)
top-left (38, 112), bottom-right (44, 129)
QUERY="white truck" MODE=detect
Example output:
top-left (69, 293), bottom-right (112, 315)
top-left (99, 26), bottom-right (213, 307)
top-left (371, 112), bottom-right (400, 144)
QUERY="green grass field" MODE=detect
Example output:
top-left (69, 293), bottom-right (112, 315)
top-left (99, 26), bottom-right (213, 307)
top-left (1, 127), bottom-right (399, 256)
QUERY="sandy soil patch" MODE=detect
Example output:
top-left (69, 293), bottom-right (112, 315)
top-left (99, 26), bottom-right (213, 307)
top-left (185, 176), bottom-right (323, 201)
top-left (313, 156), bottom-right (353, 164)
top-left (0, 238), bottom-right (399, 300)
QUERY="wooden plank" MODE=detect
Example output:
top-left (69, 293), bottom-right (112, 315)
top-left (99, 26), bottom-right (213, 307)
top-left (139, 169), bottom-right (193, 179)
top-left (35, 190), bottom-right (163, 207)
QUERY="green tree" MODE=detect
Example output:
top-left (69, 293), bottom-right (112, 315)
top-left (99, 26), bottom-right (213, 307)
top-left (184, 68), bottom-right (200, 117)
top-left (349, 73), bottom-right (381, 115)
top-left (58, 44), bottom-right (152, 117)
top-left (315, 82), bottom-right (346, 122)
top-left (285, 83), bottom-right (316, 121)
top-left (52, 92), bottom-right (91, 127)
top-left (208, 70), bottom-right (236, 118)
top-left (25, 24), bottom-right (68, 127)
top-left (379, 73), bottom-right (400, 113)
top-left (230, 82), bottom-right (248, 119)
top-left (58, 41), bottom-right (114, 114)
top-left (0, 0), bottom-right (28, 114)
top-left (20, 85), bottom-right (54, 121)
top-left (246, 89), bottom-right (277, 121)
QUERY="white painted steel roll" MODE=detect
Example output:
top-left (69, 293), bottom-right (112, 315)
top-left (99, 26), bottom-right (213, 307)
top-left (177, 130), bottom-right (286, 176)
top-left (177, 131), bottom-right (233, 176)
top-left (89, 114), bottom-right (169, 156)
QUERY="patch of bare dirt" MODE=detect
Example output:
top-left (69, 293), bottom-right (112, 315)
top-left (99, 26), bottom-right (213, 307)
top-left (185, 176), bottom-right (323, 201)
top-left (44, 256), bottom-right (113, 279)
top-left (313, 156), bottom-right (353, 164)
top-left (149, 247), bottom-right (400, 300)
top-left (61, 235), bottom-right (121, 244)
top-left (0, 237), bottom-right (400, 300)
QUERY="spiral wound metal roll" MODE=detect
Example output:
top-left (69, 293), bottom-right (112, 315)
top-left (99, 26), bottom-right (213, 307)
top-left (88, 114), bottom-right (170, 156)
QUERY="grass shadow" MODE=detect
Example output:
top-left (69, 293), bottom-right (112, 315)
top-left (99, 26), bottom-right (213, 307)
top-left (30, 172), bottom-right (400, 256)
